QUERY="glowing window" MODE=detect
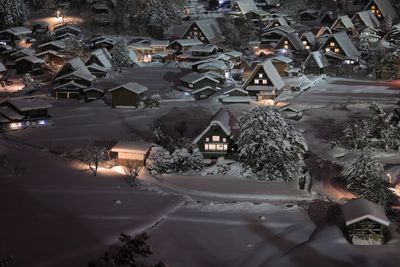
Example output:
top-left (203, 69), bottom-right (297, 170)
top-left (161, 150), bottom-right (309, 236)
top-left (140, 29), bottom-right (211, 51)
top-left (284, 40), bottom-right (288, 44)
top-left (262, 79), bottom-right (268, 84)
top-left (302, 41), bottom-right (307, 45)
top-left (330, 42), bottom-right (335, 47)
top-left (222, 138), bottom-right (227, 142)
top-left (334, 48), bottom-right (340, 53)
top-left (206, 138), bottom-right (209, 142)
top-left (325, 48), bottom-right (330, 52)
top-left (212, 136), bottom-right (220, 142)
top-left (254, 79), bottom-right (259, 84)
top-left (258, 73), bottom-right (263, 78)
top-left (189, 84), bottom-right (193, 88)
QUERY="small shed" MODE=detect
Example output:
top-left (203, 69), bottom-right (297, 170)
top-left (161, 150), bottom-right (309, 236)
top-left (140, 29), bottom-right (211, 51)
top-left (341, 198), bottom-right (390, 245)
top-left (83, 88), bottom-right (105, 102)
top-left (110, 141), bottom-right (155, 165)
top-left (109, 82), bottom-right (148, 108)
top-left (15, 56), bottom-right (45, 75)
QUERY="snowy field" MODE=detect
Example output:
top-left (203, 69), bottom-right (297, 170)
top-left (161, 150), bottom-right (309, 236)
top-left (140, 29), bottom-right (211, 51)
top-left (2, 76), bottom-right (400, 266)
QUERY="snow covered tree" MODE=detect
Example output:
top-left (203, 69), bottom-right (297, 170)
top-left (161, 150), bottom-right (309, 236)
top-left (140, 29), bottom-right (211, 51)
top-left (345, 151), bottom-right (392, 209)
top-left (81, 143), bottom-right (108, 176)
top-left (123, 160), bottom-right (142, 187)
top-left (63, 36), bottom-right (85, 59)
top-left (171, 148), bottom-right (203, 173)
top-left (220, 17), bottom-right (242, 50)
top-left (144, 94), bottom-right (161, 108)
top-left (110, 40), bottom-right (134, 72)
top-left (342, 118), bottom-right (371, 149)
top-left (145, 146), bottom-right (172, 175)
top-left (0, 0), bottom-right (29, 30)
top-left (238, 106), bottom-right (307, 181)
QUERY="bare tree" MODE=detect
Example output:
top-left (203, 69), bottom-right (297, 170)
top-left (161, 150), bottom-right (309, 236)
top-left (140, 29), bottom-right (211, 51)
top-left (81, 143), bottom-right (108, 176)
top-left (124, 160), bottom-right (142, 187)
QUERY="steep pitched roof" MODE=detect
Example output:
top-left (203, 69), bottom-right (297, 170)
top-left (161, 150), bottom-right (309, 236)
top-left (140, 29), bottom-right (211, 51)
top-left (15, 55), bottom-right (45, 64)
top-left (331, 15), bottom-right (355, 30)
top-left (232, 0), bottom-right (259, 14)
top-left (53, 81), bottom-right (87, 90)
top-left (322, 32), bottom-right (361, 60)
top-left (277, 32), bottom-right (304, 51)
top-left (180, 72), bottom-right (219, 84)
top-left (243, 60), bottom-right (284, 90)
top-left (38, 40), bottom-right (66, 50)
top-left (86, 48), bottom-right (112, 68)
top-left (352, 10), bottom-right (380, 29)
top-left (305, 51), bottom-right (330, 68)
top-left (0, 62), bottom-right (7, 72)
top-left (169, 39), bottom-right (203, 47)
top-left (193, 108), bottom-right (240, 144)
top-left (1, 26), bottom-right (31, 36)
top-left (367, 0), bottom-right (398, 20)
top-left (54, 57), bottom-right (91, 80)
top-left (186, 18), bottom-right (224, 44)
top-left (341, 198), bottom-right (390, 226)
top-left (0, 96), bottom-right (52, 112)
top-left (109, 82), bottom-right (148, 94)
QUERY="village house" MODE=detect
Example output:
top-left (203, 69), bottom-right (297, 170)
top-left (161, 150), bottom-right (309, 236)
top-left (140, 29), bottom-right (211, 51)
top-left (330, 15), bottom-right (356, 34)
top-left (0, 96), bottom-right (52, 131)
top-left (180, 72), bottom-right (219, 100)
top-left (303, 51), bottom-right (330, 75)
top-left (15, 56), bottom-right (45, 75)
top-left (37, 40), bottom-right (66, 52)
top-left (37, 50), bottom-right (65, 65)
top-left (268, 55), bottom-right (293, 77)
top-left (110, 141), bottom-right (156, 165)
top-left (264, 17), bottom-right (289, 31)
top-left (82, 87), bottom-right (105, 102)
top-left (0, 27), bottom-right (32, 47)
top-left (53, 24), bottom-right (82, 38)
top-left (191, 59), bottom-right (230, 76)
top-left (320, 32), bottom-right (361, 66)
top-left (261, 25), bottom-right (295, 44)
top-left (193, 108), bottom-right (240, 159)
top-left (53, 81), bottom-right (88, 99)
top-left (275, 32), bottom-right (305, 53)
top-left (230, 0), bottom-right (259, 15)
top-left (365, 0), bottom-right (398, 22)
top-left (181, 18), bottom-right (224, 45)
top-left (242, 60), bottom-right (285, 101)
top-left (109, 82), bottom-right (148, 108)
top-left (168, 39), bottom-right (204, 54)
top-left (54, 57), bottom-right (96, 87)
top-left (341, 199), bottom-right (390, 245)
top-left (90, 35), bottom-right (116, 50)
top-left (300, 31), bottom-right (318, 51)
top-left (219, 87), bottom-right (251, 104)
top-left (85, 48), bottom-right (112, 69)
top-left (352, 10), bottom-right (380, 30)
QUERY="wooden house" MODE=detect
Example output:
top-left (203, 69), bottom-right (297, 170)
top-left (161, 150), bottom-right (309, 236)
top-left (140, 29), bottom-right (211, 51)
top-left (230, 0), bottom-right (259, 15)
top-left (242, 60), bottom-right (284, 101)
top-left (261, 25), bottom-right (295, 44)
top-left (264, 17), bottom-right (289, 30)
top-left (0, 96), bottom-right (52, 131)
top-left (352, 10), bottom-right (380, 30)
top-left (304, 51), bottom-right (330, 75)
top-left (109, 82), bottom-right (148, 108)
top-left (168, 39), bottom-right (203, 54)
top-left (188, 44), bottom-right (218, 57)
top-left (299, 10), bottom-right (319, 21)
top-left (331, 15), bottom-right (356, 34)
top-left (300, 32), bottom-right (317, 51)
top-left (219, 87), bottom-right (251, 104)
top-left (90, 36), bottom-right (116, 50)
top-left (320, 32), bottom-right (361, 65)
top-left (53, 81), bottom-right (87, 99)
top-left (180, 72), bottom-right (219, 92)
top-left (341, 199), bottom-right (390, 245)
top-left (85, 48), bottom-right (112, 69)
top-left (193, 60), bottom-right (229, 75)
top-left (181, 18), bottom-right (224, 45)
top-left (275, 33), bottom-right (305, 53)
top-left (150, 40), bottom-right (169, 54)
top-left (269, 55), bottom-right (293, 77)
top-left (54, 57), bottom-right (96, 86)
top-left (365, 0), bottom-right (398, 22)
top-left (15, 56), bottom-right (45, 75)
top-left (86, 64), bottom-right (108, 78)
top-left (53, 24), bottom-right (82, 38)
top-left (0, 27), bottom-right (32, 46)
top-left (193, 108), bottom-right (240, 159)
top-left (83, 87), bottom-right (105, 102)
top-left (37, 40), bottom-right (66, 52)
top-left (110, 141), bottom-right (155, 165)
top-left (37, 50), bottom-right (65, 65)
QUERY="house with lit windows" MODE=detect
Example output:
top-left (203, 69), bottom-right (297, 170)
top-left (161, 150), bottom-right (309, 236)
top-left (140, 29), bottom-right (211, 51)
top-left (275, 33), bottom-right (305, 53)
top-left (180, 72), bottom-right (219, 100)
top-left (264, 17), bottom-right (289, 31)
top-left (193, 108), bottom-right (240, 159)
top-left (242, 60), bottom-right (285, 101)
top-left (304, 51), bottom-right (330, 75)
top-left (300, 32), bottom-right (317, 51)
top-left (365, 0), bottom-right (398, 22)
top-left (230, 0), bottom-right (259, 15)
top-left (330, 15), bottom-right (356, 34)
top-left (352, 10), bottom-right (380, 30)
top-left (320, 32), bottom-right (361, 65)
top-left (181, 18), bottom-right (224, 45)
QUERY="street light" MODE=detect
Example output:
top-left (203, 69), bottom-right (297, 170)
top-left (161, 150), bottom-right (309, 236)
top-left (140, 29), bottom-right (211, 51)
top-left (56, 10), bottom-right (60, 18)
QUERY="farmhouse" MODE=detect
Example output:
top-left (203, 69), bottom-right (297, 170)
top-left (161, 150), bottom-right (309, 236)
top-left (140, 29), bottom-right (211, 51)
top-left (111, 141), bottom-right (155, 165)
top-left (304, 51), bottom-right (330, 75)
top-left (181, 18), bottom-right (224, 45)
top-left (109, 82), bottom-right (148, 108)
top-left (365, 0), bottom-right (398, 22)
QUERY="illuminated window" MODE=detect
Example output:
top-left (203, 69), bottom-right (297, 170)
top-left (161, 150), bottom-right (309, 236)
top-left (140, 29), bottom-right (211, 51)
top-left (325, 48), bottom-right (330, 52)
top-left (334, 48), bottom-right (340, 53)
top-left (262, 79), bottom-right (268, 84)
top-left (284, 40), bottom-right (288, 44)
top-left (302, 41), bottom-right (307, 45)
top-left (194, 27), bottom-right (198, 30)
top-left (274, 23), bottom-right (279, 26)
top-left (212, 136), bottom-right (220, 142)
top-left (254, 79), bottom-right (259, 84)
top-left (222, 138), bottom-right (226, 142)
top-left (306, 45), bottom-right (310, 50)
top-left (200, 36), bottom-right (205, 40)
top-left (258, 73), bottom-right (263, 78)
top-left (371, 5), bottom-right (375, 10)
top-left (206, 138), bottom-right (209, 142)
top-left (189, 84), bottom-right (193, 88)
top-left (284, 45), bottom-right (289, 49)
top-left (330, 42), bottom-right (335, 47)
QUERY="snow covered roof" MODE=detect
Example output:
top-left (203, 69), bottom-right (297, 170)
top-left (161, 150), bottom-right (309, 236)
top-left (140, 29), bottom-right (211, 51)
top-left (232, 0), bottom-right (259, 14)
top-left (10, 48), bottom-right (35, 58)
top-left (306, 51), bottom-right (330, 68)
top-left (332, 15), bottom-right (355, 30)
top-left (87, 63), bottom-right (108, 73)
top-left (150, 40), bottom-right (169, 47)
top-left (322, 32), bottom-right (361, 60)
top-left (220, 96), bottom-right (252, 104)
top-left (341, 198), bottom-right (390, 227)
top-left (170, 39), bottom-right (203, 47)
top-left (55, 69), bottom-right (97, 83)
top-left (0, 106), bottom-right (24, 120)
top-left (197, 60), bottom-right (228, 71)
top-left (278, 32), bottom-right (304, 51)
top-left (38, 40), bottom-right (66, 50)
top-left (269, 55), bottom-right (293, 64)
top-left (352, 10), bottom-right (380, 29)
top-left (262, 25), bottom-right (295, 36)
top-left (0, 62), bottom-right (6, 72)
top-left (316, 26), bottom-right (332, 38)
top-left (368, 0), bottom-right (398, 20)
top-left (188, 18), bottom-right (224, 44)
top-left (109, 82), bottom-right (148, 94)
top-left (189, 44), bottom-right (218, 53)
top-left (36, 50), bottom-right (64, 58)
top-left (191, 86), bottom-right (217, 94)
top-left (53, 81), bottom-right (87, 90)
top-left (243, 60), bottom-right (284, 90)
top-left (86, 48), bottom-right (112, 68)
top-left (193, 108), bottom-right (240, 144)
top-left (1, 96), bottom-right (52, 112)
top-left (222, 87), bottom-right (248, 95)
top-left (54, 24), bottom-right (81, 33)
top-left (301, 31), bottom-right (317, 45)
top-left (224, 50), bottom-right (243, 58)
top-left (54, 57), bottom-right (92, 80)
top-left (111, 141), bottom-right (155, 154)
top-left (1, 26), bottom-right (31, 36)
top-left (180, 72), bottom-right (219, 84)
top-left (15, 55), bottom-right (45, 64)
top-left (82, 87), bottom-right (104, 93)
top-left (54, 32), bottom-right (78, 40)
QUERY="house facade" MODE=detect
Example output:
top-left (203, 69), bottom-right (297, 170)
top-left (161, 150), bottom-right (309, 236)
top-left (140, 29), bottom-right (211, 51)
top-left (109, 82), bottom-right (148, 108)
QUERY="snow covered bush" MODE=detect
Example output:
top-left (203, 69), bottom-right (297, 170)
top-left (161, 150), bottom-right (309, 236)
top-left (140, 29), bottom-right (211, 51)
top-left (342, 119), bottom-right (371, 150)
top-left (237, 106), bottom-right (307, 181)
top-left (345, 151), bottom-right (392, 210)
top-left (0, 0), bottom-right (29, 30)
top-left (110, 40), bottom-right (134, 72)
top-left (144, 94), bottom-right (161, 108)
top-left (171, 148), bottom-right (203, 173)
top-left (216, 162), bottom-right (230, 175)
top-left (145, 147), bottom-right (172, 175)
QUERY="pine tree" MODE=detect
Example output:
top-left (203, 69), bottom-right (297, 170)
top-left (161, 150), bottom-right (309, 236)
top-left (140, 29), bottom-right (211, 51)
top-left (345, 151), bottom-right (392, 209)
top-left (110, 40), bottom-right (134, 72)
top-left (0, 0), bottom-right (29, 30)
top-left (342, 118), bottom-right (371, 149)
top-left (238, 106), bottom-right (307, 181)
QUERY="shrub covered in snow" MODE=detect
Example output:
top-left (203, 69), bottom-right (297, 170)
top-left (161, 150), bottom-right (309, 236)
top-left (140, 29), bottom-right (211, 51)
top-left (237, 106), bottom-right (307, 181)
top-left (144, 94), bottom-right (161, 108)
top-left (345, 151), bottom-right (392, 210)
top-left (216, 162), bottom-right (230, 175)
top-left (0, 0), bottom-right (29, 30)
top-left (110, 40), bottom-right (134, 72)
top-left (145, 147), bottom-right (172, 175)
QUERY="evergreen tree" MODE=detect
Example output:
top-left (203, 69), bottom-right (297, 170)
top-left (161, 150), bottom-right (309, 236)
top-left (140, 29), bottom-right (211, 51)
top-left (238, 106), bottom-right (307, 181)
top-left (0, 0), bottom-right (29, 30)
top-left (110, 40), bottom-right (134, 72)
top-left (345, 151), bottom-right (392, 209)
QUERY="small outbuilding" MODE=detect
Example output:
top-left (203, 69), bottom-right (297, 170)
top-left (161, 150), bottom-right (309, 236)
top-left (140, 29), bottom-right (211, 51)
top-left (341, 198), bottom-right (390, 245)
top-left (109, 82), bottom-right (148, 108)
top-left (110, 141), bottom-right (155, 165)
